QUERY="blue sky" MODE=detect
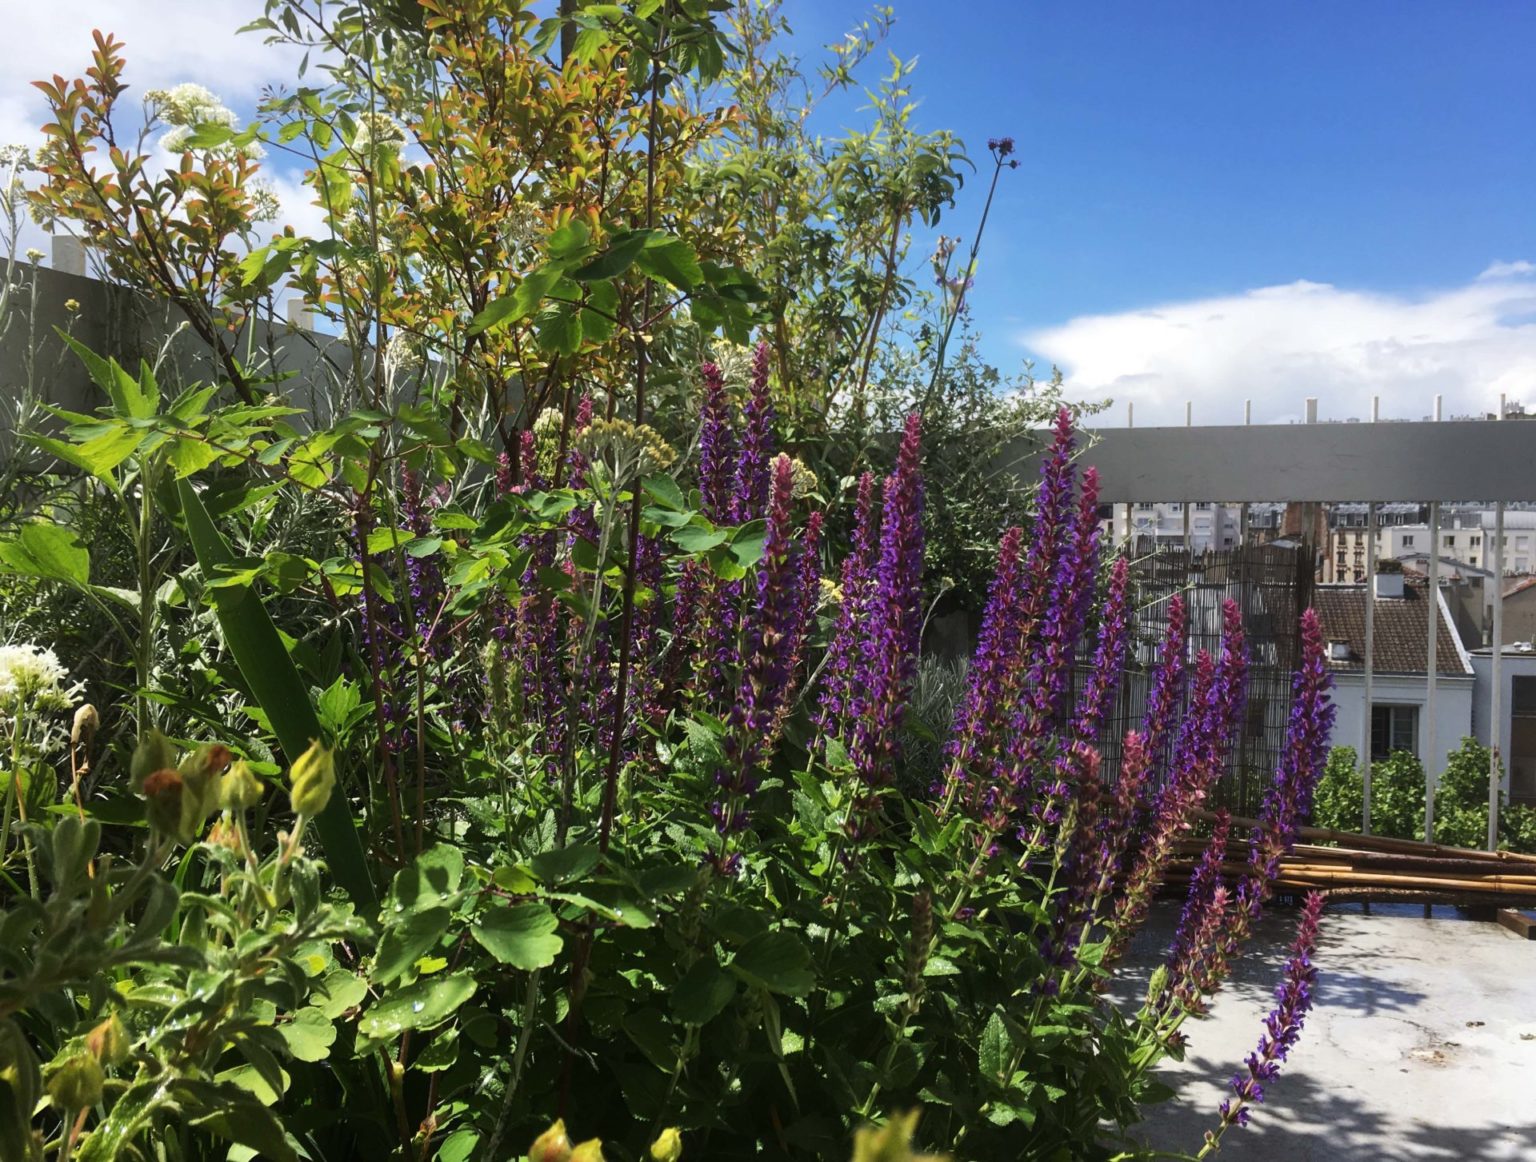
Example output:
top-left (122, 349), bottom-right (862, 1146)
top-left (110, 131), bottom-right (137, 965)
top-left (782, 1), bottom-right (1536, 422)
top-left (6, 2), bottom-right (1536, 424)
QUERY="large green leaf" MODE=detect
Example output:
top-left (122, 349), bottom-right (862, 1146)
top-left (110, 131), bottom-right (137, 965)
top-left (0, 522), bottom-right (90, 587)
top-left (729, 930), bottom-right (815, 996)
top-left (471, 902), bottom-right (563, 970)
top-left (357, 972), bottom-right (477, 1039)
top-left (177, 479), bottom-right (376, 911)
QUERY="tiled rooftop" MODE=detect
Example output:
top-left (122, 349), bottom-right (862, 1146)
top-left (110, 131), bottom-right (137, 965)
top-left (1312, 582), bottom-right (1471, 675)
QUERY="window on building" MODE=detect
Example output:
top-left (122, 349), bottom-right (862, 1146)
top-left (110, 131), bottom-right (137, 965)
top-left (1370, 704), bottom-right (1419, 760)
top-left (1135, 503), bottom-right (1154, 511)
top-left (1445, 534), bottom-right (1456, 547)
top-left (1195, 502), bottom-right (1212, 510)
top-left (1519, 537), bottom-right (1530, 551)
top-left (1403, 535), bottom-right (1415, 547)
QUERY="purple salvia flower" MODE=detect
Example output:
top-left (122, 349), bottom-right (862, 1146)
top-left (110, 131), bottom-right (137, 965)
top-left (1108, 602), bottom-right (1249, 958)
top-left (698, 362), bottom-right (737, 523)
top-left (816, 471), bottom-right (881, 740)
top-left (1163, 807), bottom-right (1233, 1016)
top-left (731, 342), bottom-right (775, 524)
top-left (1226, 609), bottom-right (1335, 950)
top-left (941, 525), bottom-right (1025, 807)
top-left (849, 413), bottom-right (925, 789)
top-left (713, 455), bottom-right (803, 848)
top-left (1072, 554), bottom-right (1132, 746)
top-left (519, 429), bottom-right (540, 490)
top-left (1211, 891), bottom-right (1324, 1143)
top-left (496, 451), bottom-right (514, 495)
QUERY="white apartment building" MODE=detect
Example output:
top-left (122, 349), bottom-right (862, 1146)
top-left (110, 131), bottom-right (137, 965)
top-left (1380, 508), bottom-right (1536, 575)
top-left (1114, 502), bottom-right (1242, 552)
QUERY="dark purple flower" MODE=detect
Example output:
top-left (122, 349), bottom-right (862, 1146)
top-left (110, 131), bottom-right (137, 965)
top-left (988, 136), bottom-right (1016, 158)
top-left (1212, 891), bottom-right (1324, 1143)
top-left (817, 472), bottom-right (881, 741)
top-left (849, 413), bottom-right (925, 789)
top-left (731, 342), bottom-right (775, 524)
top-left (1072, 554), bottom-right (1131, 746)
top-left (714, 454), bottom-right (803, 840)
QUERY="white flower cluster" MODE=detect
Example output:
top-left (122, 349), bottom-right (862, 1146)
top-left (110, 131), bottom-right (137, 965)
top-left (350, 112), bottom-right (407, 159)
top-left (0, 644), bottom-right (81, 715)
top-left (146, 83), bottom-right (263, 161)
top-left (708, 340), bottom-right (755, 389)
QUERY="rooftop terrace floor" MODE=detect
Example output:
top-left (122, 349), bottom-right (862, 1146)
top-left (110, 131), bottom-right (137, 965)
top-left (1127, 902), bottom-right (1536, 1160)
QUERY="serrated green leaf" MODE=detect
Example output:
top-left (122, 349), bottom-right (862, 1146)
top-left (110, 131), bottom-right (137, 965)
top-left (672, 959), bottom-right (736, 1025)
top-left (729, 930), bottom-right (815, 996)
top-left (374, 905), bottom-right (452, 984)
top-left (277, 1010), bottom-right (337, 1063)
top-left (530, 844), bottom-right (599, 885)
top-left (357, 973), bottom-right (476, 1039)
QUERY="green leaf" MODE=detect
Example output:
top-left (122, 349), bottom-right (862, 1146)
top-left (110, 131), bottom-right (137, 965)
top-left (386, 844), bottom-right (465, 912)
top-left (357, 973), bottom-right (477, 1040)
top-left (177, 480), bottom-right (376, 911)
top-left (313, 970), bottom-right (368, 1020)
top-left (467, 265), bottom-right (561, 335)
top-left (530, 844), bottom-right (599, 885)
top-left (979, 1011), bottom-right (1012, 1085)
top-left (729, 930), bottom-right (815, 996)
top-left (569, 229), bottom-right (650, 281)
top-left (60, 333), bottom-right (156, 419)
top-left (641, 475), bottom-right (687, 511)
top-left (670, 522), bottom-right (727, 553)
top-left (179, 1079), bottom-right (297, 1162)
top-left (0, 522), bottom-right (90, 587)
top-left (546, 219), bottom-right (592, 261)
top-left (672, 959), bottom-right (737, 1025)
top-left (471, 902), bottom-right (562, 970)
top-left (535, 304), bottom-right (583, 356)
top-left (634, 233), bottom-right (702, 290)
top-left (374, 905), bottom-right (452, 984)
top-left (277, 1010), bottom-right (337, 1063)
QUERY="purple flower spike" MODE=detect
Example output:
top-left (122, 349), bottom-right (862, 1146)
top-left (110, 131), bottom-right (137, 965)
top-left (1073, 555), bottom-right (1131, 746)
top-left (1226, 609), bottom-right (1335, 951)
top-left (732, 342), bottom-right (776, 523)
top-left (850, 413), bottom-right (926, 789)
top-left (714, 455), bottom-right (803, 839)
top-left (1164, 807), bottom-right (1233, 1015)
top-left (1212, 891), bottom-right (1324, 1144)
top-left (818, 472), bottom-right (881, 741)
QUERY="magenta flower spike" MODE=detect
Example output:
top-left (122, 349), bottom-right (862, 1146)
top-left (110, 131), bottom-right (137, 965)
top-left (817, 472), bottom-right (881, 740)
top-left (731, 342), bottom-right (776, 524)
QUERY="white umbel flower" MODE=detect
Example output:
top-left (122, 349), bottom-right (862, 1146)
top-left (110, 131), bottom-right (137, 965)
top-left (0, 644), bottom-right (80, 715)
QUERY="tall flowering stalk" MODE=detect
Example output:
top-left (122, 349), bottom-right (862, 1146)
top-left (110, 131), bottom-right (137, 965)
top-left (816, 472), bottom-right (880, 740)
top-left (731, 342), bottom-right (775, 524)
top-left (849, 413), bottom-right (925, 789)
top-left (1200, 891), bottom-right (1325, 1155)
top-left (698, 361), bottom-right (736, 523)
top-left (1161, 807), bottom-right (1233, 1017)
top-left (1072, 555), bottom-right (1132, 746)
top-left (1224, 609), bottom-right (1335, 954)
top-left (713, 455), bottom-right (803, 862)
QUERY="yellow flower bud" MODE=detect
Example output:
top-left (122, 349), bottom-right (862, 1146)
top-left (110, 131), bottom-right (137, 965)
top-left (142, 769), bottom-right (188, 841)
top-left (570, 1140), bottom-right (605, 1162)
top-left (86, 1014), bottom-right (130, 1067)
top-left (46, 1053), bottom-right (103, 1110)
top-left (649, 1127), bottom-right (683, 1162)
top-left (130, 729), bottom-right (176, 793)
top-left (221, 759), bottom-right (265, 811)
top-left (177, 743), bottom-right (231, 836)
top-left (528, 1120), bottom-right (573, 1162)
top-left (288, 740), bottom-right (336, 817)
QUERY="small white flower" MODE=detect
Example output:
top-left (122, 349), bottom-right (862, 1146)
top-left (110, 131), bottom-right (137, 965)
top-left (0, 644), bottom-right (81, 715)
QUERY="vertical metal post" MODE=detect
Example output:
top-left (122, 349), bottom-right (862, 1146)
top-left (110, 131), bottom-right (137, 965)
top-left (1364, 499), bottom-right (1377, 834)
top-left (1239, 400), bottom-right (1251, 544)
top-left (1426, 495), bottom-right (1440, 844)
top-left (1490, 393), bottom-right (1506, 850)
top-left (1183, 401), bottom-right (1192, 553)
top-left (1491, 502), bottom-right (1505, 850)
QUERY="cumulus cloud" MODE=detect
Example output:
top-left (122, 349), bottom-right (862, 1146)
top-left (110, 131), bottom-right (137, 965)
top-left (1024, 267), bottom-right (1536, 426)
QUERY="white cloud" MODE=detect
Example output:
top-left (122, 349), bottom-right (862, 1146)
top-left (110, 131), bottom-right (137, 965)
top-left (1478, 259), bottom-right (1535, 281)
top-left (1024, 267), bottom-right (1536, 426)
top-left (2, 2), bottom-right (300, 147)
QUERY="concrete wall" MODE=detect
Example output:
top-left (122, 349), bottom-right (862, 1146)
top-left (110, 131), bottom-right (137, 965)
top-left (1469, 650), bottom-right (1536, 803)
top-left (1331, 670), bottom-right (1476, 781)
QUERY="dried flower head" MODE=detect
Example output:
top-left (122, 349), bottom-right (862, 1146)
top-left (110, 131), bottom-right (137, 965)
top-left (577, 418), bottom-right (677, 481)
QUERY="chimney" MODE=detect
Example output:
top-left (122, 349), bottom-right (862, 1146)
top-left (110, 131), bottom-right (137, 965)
top-left (52, 235), bottom-right (86, 276)
top-left (1374, 572), bottom-right (1404, 599)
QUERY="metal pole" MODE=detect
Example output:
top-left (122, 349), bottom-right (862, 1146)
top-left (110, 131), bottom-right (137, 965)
top-left (1239, 400), bottom-right (1251, 544)
top-left (1183, 401), bottom-right (1192, 553)
top-left (1364, 499), bottom-right (1377, 835)
top-left (1490, 393), bottom-right (1506, 850)
top-left (1426, 498), bottom-right (1440, 844)
top-left (1491, 500), bottom-right (1505, 850)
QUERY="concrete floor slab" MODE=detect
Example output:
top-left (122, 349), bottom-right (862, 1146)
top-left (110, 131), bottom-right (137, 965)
top-left (1125, 902), bottom-right (1536, 1160)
